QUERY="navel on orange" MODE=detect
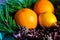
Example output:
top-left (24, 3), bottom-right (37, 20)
top-left (14, 8), bottom-right (37, 29)
top-left (34, 1), bottom-right (54, 15)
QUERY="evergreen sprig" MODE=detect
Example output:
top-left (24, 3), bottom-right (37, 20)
top-left (0, 4), bottom-right (19, 34)
top-left (5, 0), bottom-right (37, 13)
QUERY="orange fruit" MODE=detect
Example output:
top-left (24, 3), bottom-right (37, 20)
top-left (14, 8), bottom-right (37, 29)
top-left (38, 0), bottom-right (48, 1)
top-left (34, 1), bottom-right (54, 15)
top-left (39, 12), bottom-right (57, 28)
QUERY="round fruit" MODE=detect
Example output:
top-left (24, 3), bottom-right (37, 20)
top-left (39, 12), bottom-right (57, 28)
top-left (38, 0), bottom-right (48, 1)
top-left (14, 8), bottom-right (37, 29)
top-left (34, 1), bottom-right (54, 15)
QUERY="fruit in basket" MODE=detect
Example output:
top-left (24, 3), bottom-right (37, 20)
top-left (34, 1), bottom-right (54, 15)
top-left (39, 12), bottom-right (57, 28)
top-left (14, 8), bottom-right (37, 29)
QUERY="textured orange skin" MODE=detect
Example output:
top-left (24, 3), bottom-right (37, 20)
top-left (39, 12), bottom-right (57, 28)
top-left (34, 1), bottom-right (54, 15)
top-left (14, 8), bottom-right (37, 29)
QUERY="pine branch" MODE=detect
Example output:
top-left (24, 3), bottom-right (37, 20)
top-left (5, 0), bottom-right (23, 12)
top-left (0, 5), bottom-right (5, 22)
top-left (5, 0), bottom-right (37, 13)
top-left (0, 4), bottom-right (20, 34)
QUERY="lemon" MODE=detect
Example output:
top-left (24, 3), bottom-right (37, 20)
top-left (39, 12), bottom-right (57, 28)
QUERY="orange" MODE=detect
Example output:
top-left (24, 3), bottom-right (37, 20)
top-left (34, 1), bottom-right (54, 15)
top-left (38, 0), bottom-right (48, 1)
top-left (14, 8), bottom-right (37, 29)
top-left (39, 12), bottom-right (57, 28)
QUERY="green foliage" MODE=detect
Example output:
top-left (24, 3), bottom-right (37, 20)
top-left (0, 4), bottom-right (19, 34)
top-left (5, 0), bottom-right (38, 13)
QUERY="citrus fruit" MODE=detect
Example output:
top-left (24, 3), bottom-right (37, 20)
top-left (14, 8), bottom-right (37, 29)
top-left (39, 12), bottom-right (57, 28)
top-left (38, 0), bottom-right (48, 1)
top-left (34, 1), bottom-right (54, 15)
